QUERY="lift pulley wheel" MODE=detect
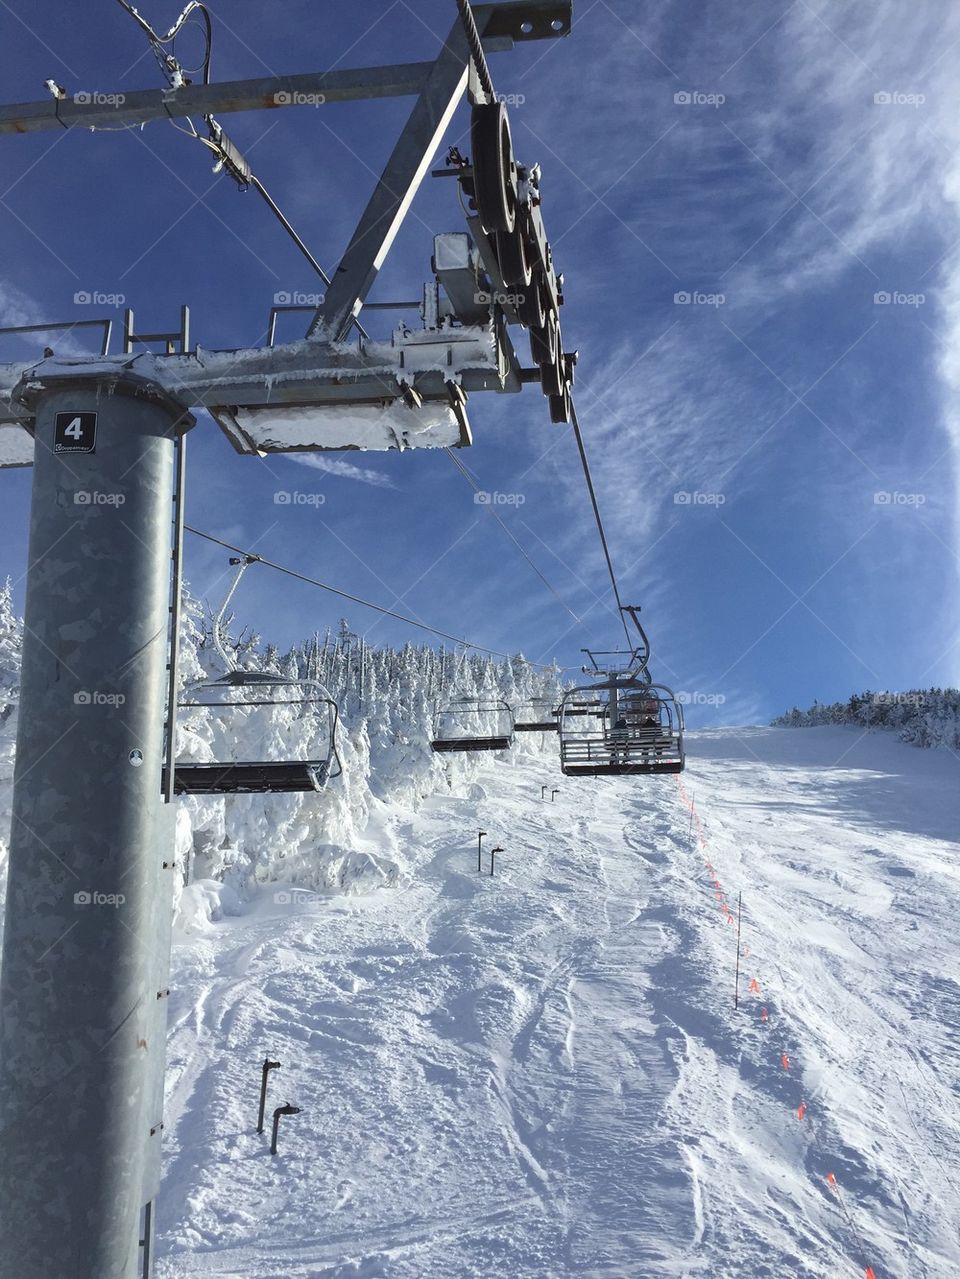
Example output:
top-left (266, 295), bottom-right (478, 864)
top-left (530, 307), bottom-right (558, 367)
top-left (471, 102), bottom-right (518, 234)
top-left (541, 347), bottom-right (562, 396)
top-left (518, 269), bottom-right (547, 329)
top-left (496, 224), bottom-right (533, 289)
top-left (550, 382), bottom-right (572, 424)
top-left (540, 326), bottom-right (566, 397)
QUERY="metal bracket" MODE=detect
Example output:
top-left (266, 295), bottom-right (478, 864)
top-left (474, 1), bottom-right (573, 42)
top-left (124, 306), bottom-right (191, 356)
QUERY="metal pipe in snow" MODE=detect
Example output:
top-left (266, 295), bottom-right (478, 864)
top-left (271, 1104), bottom-right (302, 1156)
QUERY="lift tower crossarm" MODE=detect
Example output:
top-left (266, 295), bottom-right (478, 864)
top-left (308, 0), bottom-right (572, 343)
top-left (0, 64), bottom-right (438, 136)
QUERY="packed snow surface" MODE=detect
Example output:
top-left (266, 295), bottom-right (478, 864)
top-left (155, 726), bottom-right (960, 1277)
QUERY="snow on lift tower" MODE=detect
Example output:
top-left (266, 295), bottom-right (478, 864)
top-left (168, 556), bottom-right (342, 795)
top-left (0, 6), bottom-right (574, 1277)
top-left (558, 607), bottom-right (686, 776)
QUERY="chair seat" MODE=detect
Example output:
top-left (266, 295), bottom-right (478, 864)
top-left (561, 760), bottom-right (684, 777)
top-left (167, 760), bottom-right (327, 795)
top-left (431, 736), bottom-right (512, 753)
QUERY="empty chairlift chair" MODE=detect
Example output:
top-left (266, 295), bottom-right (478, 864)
top-left (171, 670), bottom-right (341, 795)
top-left (513, 695), bottom-right (560, 733)
top-left (431, 696), bottom-right (515, 753)
top-left (167, 553), bottom-right (342, 795)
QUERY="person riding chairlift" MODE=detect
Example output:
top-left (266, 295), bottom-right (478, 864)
top-left (609, 711), bottom-right (630, 764)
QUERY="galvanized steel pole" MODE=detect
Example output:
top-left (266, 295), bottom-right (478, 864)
top-left (0, 373), bottom-right (191, 1277)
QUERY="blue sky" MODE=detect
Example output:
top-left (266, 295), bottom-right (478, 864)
top-left (0, 0), bottom-right (958, 726)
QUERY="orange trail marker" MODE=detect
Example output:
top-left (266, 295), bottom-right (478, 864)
top-left (797, 1102), bottom-right (806, 1121)
top-left (760, 1007), bottom-right (769, 1022)
top-left (749, 978), bottom-right (760, 994)
top-left (826, 1172), bottom-right (837, 1188)
top-left (781, 1053), bottom-right (790, 1070)
top-left (865, 1269), bottom-right (877, 1279)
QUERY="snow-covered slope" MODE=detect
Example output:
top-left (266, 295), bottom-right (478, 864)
top-left (154, 726), bottom-right (960, 1278)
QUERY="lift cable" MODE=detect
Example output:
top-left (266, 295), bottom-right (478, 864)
top-left (443, 448), bottom-right (582, 625)
top-left (568, 394), bottom-right (633, 650)
top-left (184, 525), bottom-right (563, 668)
top-left (456, 0), bottom-right (496, 99)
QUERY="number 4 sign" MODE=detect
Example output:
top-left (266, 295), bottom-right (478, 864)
top-left (54, 412), bottom-right (97, 454)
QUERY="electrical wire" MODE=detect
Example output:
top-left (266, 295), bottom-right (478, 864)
top-left (113, 1), bottom-right (370, 342)
top-left (444, 448), bottom-right (582, 625)
top-left (569, 394), bottom-right (633, 649)
top-left (112, 1), bottom-right (212, 81)
top-left (184, 525), bottom-right (562, 667)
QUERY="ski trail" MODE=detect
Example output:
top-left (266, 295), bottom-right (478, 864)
top-left (155, 730), bottom-right (960, 1278)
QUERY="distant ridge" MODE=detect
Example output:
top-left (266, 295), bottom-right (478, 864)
top-left (773, 688), bottom-right (960, 751)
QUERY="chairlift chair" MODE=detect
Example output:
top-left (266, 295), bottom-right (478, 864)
top-left (513, 695), bottom-right (560, 733)
top-left (171, 670), bottom-right (341, 795)
top-left (559, 681), bottom-right (684, 777)
top-left (431, 696), bottom-right (515, 753)
top-left (167, 555), bottom-right (342, 795)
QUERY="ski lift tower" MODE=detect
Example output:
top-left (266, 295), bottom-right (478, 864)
top-left (0, 3), bottom-right (574, 1276)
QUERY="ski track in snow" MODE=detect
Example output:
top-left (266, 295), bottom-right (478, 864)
top-left (155, 727), bottom-right (960, 1278)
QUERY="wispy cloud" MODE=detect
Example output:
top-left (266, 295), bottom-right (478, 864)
top-left (288, 454), bottom-right (396, 489)
top-left (518, 0), bottom-right (960, 685)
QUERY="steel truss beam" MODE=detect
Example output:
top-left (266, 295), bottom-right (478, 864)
top-left (308, 1), bottom-right (571, 341)
top-left (0, 64), bottom-right (436, 135)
